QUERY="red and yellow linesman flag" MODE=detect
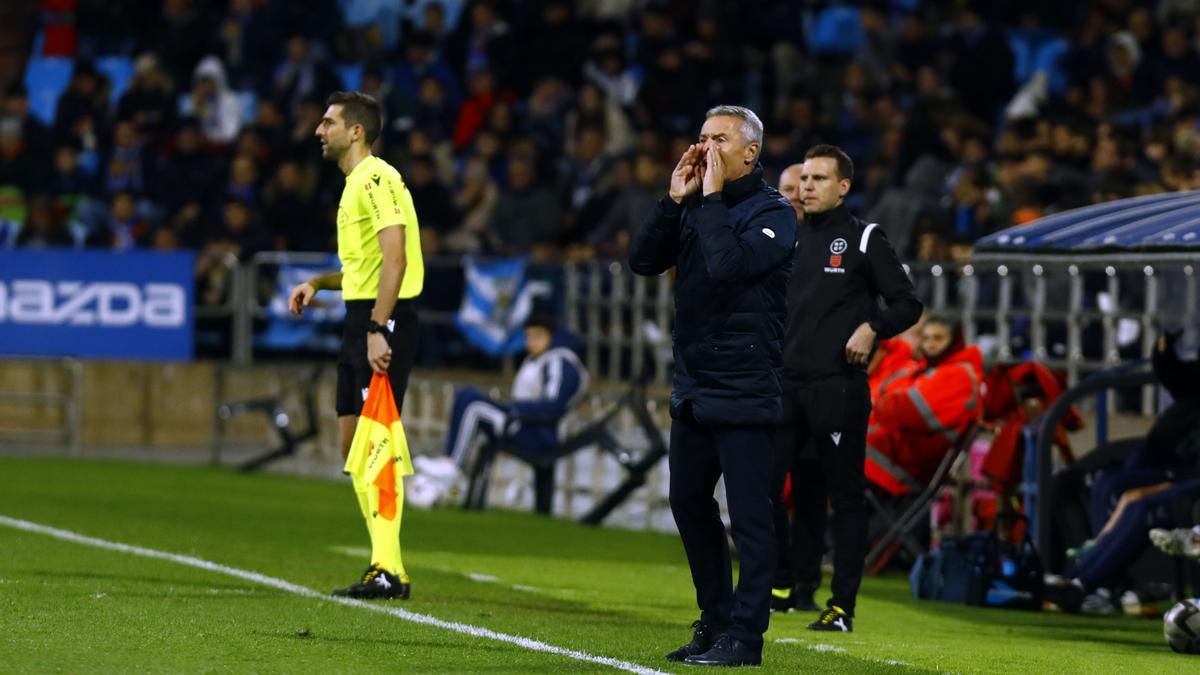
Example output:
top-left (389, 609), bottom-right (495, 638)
top-left (343, 374), bottom-right (413, 519)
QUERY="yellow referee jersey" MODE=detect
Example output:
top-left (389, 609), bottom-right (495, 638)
top-left (336, 155), bottom-right (424, 301)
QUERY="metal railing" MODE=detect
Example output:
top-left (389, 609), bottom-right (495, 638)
top-left (564, 261), bottom-right (674, 383)
top-left (562, 255), bottom-right (1198, 398)
top-left (923, 254), bottom-right (1199, 388)
top-left (200, 252), bottom-right (1196, 410)
top-left (0, 357), bottom-right (82, 452)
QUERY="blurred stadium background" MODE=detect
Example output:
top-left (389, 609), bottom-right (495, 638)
top-left (2, 0), bottom-right (1200, 670)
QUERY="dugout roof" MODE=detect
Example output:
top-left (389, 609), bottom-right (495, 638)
top-left (974, 190), bottom-right (1200, 253)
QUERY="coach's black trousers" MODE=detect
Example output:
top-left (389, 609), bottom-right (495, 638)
top-left (669, 413), bottom-right (775, 647)
top-left (771, 374), bottom-right (871, 616)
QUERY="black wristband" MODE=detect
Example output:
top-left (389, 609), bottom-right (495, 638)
top-left (703, 192), bottom-right (723, 203)
top-left (366, 320), bottom-right (391, 337)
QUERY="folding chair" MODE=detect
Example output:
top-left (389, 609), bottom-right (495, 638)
top-left (215, 366), bottom-right (323, 472)
top-left (463, 378), bottom-right (668, 524)
top-left (864, 421), bottom-right (981, 574)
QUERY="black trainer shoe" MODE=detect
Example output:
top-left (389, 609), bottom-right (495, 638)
top-left (792, 587), bottom-right (821, 612)
top-left (683, 634), bottom-right (762, 667)
top-left (769, 587), bottom-right (793, 613)
top-left (332, 564), bottom-right (411, 600)
top-left (665, 620), bottom-right (715, 662)
top-left (807, 606), bottom-right (852, 632)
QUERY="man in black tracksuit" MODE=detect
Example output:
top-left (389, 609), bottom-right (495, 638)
top-left (778, 145), bottom-right (921, 633)
top-left (630, 105), bottom-right (796, 667)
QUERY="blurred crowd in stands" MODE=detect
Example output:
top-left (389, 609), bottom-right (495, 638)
top-left (6, 0), bottom-right (1200, 272)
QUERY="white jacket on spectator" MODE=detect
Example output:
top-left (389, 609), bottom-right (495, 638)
top-left (183, 56), bottom-right (243, 144)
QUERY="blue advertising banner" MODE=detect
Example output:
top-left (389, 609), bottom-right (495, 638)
top-left (0, 249), bottom-right (195, 360)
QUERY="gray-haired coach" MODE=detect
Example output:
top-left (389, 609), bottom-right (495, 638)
top-left (630, 105), bottom-right (797, 668)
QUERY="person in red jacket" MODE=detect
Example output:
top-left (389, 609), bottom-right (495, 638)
top-left (865, 317), bottom-right (983, 495)
top-left (867, 314), bottom-right (924, 402)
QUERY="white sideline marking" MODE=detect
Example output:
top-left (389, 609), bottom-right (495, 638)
top-left (809, 644), bottom-right (848, 653)
top-left (0, 515), bottom-right (666, 675)
top-left (330, 548), bottom-right (579, 597)
top-left (775, 640), bottom-right (913, 669)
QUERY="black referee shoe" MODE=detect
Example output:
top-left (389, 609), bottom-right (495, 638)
top-left (665, 620), bottom-right (715, 662)
top-left (332, 564), bottom-right (411, 600)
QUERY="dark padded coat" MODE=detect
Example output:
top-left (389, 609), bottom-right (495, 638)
top-left (629, 164), bottom-right (796, 425)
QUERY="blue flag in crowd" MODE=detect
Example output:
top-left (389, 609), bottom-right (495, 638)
top-left (456, 256), bottom-right (552, 356)
top-left (258, 255), bottom-right (345, 352)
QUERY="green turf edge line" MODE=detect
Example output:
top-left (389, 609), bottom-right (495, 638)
top-left (0, 514), bottom-right (668, 675)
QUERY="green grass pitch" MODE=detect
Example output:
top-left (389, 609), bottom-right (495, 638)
top-left (0, 456), bottom-right (1187, 673)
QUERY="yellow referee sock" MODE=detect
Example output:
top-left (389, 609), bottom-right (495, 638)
top-left (355, 465), bottom-right (407, 580)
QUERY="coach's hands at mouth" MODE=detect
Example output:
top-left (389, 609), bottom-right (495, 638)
top-left (669, 144), bottom-right (705, 203)
top-left (367, 333), bottom-right (392, 374)
top-left (845, 322), bottom-right (877, 366)
top-left (702, 145), bottom-right (724, 196)
top-left (288, 282), bottom-right (316, 317)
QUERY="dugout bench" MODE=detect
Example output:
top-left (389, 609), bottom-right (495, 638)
top-left (463, 377), bottom-right (668, 525)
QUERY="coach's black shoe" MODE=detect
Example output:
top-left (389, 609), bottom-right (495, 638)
top-left (807, 606), bottom-right (852, 632)
top-left (683, 634), bottom-right (762, 667)
top-left (332, 564), bottom-right (411, 600)
top-left (665, 620), bottom-right (715, 662)
top-left (769, 587), bottom-right (793, 613)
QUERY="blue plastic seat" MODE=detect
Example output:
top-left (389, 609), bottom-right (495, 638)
top-left (1033, 38), bottom-right (1070, 95)
top-left (337, 63), bottom-right (364, 92)
top-left (23, 57), bottom-right (74, 125)
top-left (238, 90), bottom-right (258, 124)
top-left (1009, 33), bottom-right (1034, 85)
top-left (96, 56), bottom-right (135, 107)
top-left (810, 6), bottom-right (863, 57)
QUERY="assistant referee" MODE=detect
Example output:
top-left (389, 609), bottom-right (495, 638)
top-left (288, 91), bottom-right (424, 599)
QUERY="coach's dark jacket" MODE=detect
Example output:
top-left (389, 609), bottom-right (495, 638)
top-left (629, 164), bottom-right (796, 426)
